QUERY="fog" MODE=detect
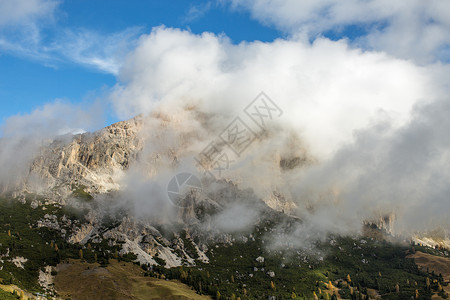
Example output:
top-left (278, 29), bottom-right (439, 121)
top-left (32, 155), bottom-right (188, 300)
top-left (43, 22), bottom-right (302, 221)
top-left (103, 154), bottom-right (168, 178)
top-left (109, 27), bottom-right (449, 242)
top-left (1, 9), bottom-right (449, 246)
top-left (0, 101), bottom-right (103, 192)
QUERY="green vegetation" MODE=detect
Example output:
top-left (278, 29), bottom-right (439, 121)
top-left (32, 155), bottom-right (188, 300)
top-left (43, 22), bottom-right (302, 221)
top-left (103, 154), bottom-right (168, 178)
top-left (0, 197), bottom-right (67, 292)
top-left (149, 224), bottom-right (443, 300)
top-left (0, 195), bottom-right (447, 300)
top-left (414, 243), bottom-right (449, 258)
top-left (0, 289), bottom-right (18, 300)
top-left (0, 197), bottom-right (134, 293)
top-left (71, 186), bottom-right (93, 201)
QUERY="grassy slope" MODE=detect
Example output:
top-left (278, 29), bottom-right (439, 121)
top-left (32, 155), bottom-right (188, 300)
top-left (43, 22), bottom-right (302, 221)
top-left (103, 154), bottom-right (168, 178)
top-left (54, 259), bottom-right (211, 300)
top-left (0, 288), bottom-right (17, 300)
top-left (409, 252), bottom-right (450, 280)
top-left (409, 252), bottom-right (450, 299)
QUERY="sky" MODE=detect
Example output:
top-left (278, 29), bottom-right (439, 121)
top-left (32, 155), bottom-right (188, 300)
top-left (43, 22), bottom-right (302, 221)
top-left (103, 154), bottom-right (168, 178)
top-left (0, 0), bottom-right (281, 127)
top-left (1, 0), bottom-right (449, 130)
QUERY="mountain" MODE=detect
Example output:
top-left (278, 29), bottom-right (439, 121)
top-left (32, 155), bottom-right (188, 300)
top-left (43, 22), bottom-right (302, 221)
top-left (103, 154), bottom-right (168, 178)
top-left (0, 114), bottom-right (448, 299)
top-left (21, 116), bottom-right (144, 197)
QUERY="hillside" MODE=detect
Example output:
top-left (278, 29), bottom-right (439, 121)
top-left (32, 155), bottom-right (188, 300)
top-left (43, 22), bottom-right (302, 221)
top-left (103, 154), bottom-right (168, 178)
top-left (0, 116), bottom-right (448, 299)
top-left (0, 194), bottom-right (449, 299)
top-left (54, 259), bottom-right (211, 300)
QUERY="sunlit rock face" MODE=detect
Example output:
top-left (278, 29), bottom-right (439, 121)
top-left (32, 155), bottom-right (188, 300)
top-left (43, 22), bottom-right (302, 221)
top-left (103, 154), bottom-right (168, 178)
top-left (10, 106), bottom-right (310, 213)
top-left (24, 116), bottom-right (144, 197)
top-left (1, 110), bottom-right (448, 268)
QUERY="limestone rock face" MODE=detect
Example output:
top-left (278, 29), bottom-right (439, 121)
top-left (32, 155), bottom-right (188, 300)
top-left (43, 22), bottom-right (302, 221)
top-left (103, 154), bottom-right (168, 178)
top-left (26, 116), bottom-right (143, 196)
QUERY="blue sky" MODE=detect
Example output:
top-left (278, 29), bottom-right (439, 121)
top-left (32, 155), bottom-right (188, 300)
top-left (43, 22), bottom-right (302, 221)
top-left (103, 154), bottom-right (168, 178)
top-left (0, 0), bottom-right (281, 127)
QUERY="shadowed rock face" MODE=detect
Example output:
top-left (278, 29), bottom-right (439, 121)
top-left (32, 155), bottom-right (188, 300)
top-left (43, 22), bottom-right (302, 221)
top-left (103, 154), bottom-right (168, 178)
top-left (25, 116), bottom-right (144, 197)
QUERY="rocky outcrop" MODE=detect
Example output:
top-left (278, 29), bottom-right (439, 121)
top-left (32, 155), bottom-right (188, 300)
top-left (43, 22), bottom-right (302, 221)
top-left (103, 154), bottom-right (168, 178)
top-left (2, 112), bottom-right (311, 268)
top-left (25, 116), bottom-right (143, 196)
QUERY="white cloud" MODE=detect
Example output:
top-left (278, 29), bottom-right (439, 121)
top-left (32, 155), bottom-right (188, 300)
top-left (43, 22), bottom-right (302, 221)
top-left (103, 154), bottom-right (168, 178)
top-left (0, 0), bottom-right (58, 62)
top-left (0, 0), bottom-right (141, 74)
top-left (109, 26), bottom-right (450, 239)
top-left (1, 1), bottom-right (448, 242)
top-left (111, 27), bottom-right (431, 158)
top-left (0, 25), bottom-right (141, 75)
top-left (184, 1), bottom-right (213, 22)
top-left (50, 27), bottom-right (143, 74)
top-left (227, 0), bottom-right (450, 63)
top-left (291, 80), bottom-right (450, 235)
top-left (0, 100), bottom-right (104, 191)
top-left (0, 0), bottom-right (58, 27)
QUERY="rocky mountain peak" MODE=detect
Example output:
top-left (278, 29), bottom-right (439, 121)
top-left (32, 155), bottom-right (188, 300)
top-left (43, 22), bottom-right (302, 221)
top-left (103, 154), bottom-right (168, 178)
top-left (24, 115), bottom-right (144, 197)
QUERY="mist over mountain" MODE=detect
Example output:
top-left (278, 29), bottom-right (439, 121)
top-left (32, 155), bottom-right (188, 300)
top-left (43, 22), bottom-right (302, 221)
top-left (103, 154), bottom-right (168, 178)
top-left (1, 27), bottom-right (449, 247)
top-left (2, 2), bottom-right (450, 298)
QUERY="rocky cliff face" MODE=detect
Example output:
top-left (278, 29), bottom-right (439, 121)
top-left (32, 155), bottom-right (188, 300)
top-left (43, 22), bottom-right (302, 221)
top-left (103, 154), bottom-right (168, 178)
top-left (3, 113), bottom-right (448, 275)
top-left (4, 113), bottom-right (279, 268)
top-left (12, 111), bottom-right (306, 214)
top-left (23, 116), bottom-right (144, 197)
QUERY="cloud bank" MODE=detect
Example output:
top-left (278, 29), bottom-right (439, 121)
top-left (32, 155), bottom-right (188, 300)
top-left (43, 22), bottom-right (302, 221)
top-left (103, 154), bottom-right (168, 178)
top-left (112, 26), bottom-right (432, 158)
top-left (2, 1), bottom-right (449, 244)
top-left (109, 25), bottom-right (450, 239)
top-left (227, 0), bottom-right (450, 63)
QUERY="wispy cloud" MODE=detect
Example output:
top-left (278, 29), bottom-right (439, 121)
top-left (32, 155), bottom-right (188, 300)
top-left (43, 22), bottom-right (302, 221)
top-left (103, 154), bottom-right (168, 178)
top-left (226, 0), bottom-right (450, 63)
top-left (50, 27), bottom-right (143, 74)
top-left (0, 0), bottom-right (142, 75)
top-left (183, 1), bottom-right (213, 23)
top-left (0, 0), bottom-right (58, 27)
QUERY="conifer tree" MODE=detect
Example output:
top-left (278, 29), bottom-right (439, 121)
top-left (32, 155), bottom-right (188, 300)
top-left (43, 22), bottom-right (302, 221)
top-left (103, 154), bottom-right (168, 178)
top-left (313, 291), bottom-right (318, 300)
